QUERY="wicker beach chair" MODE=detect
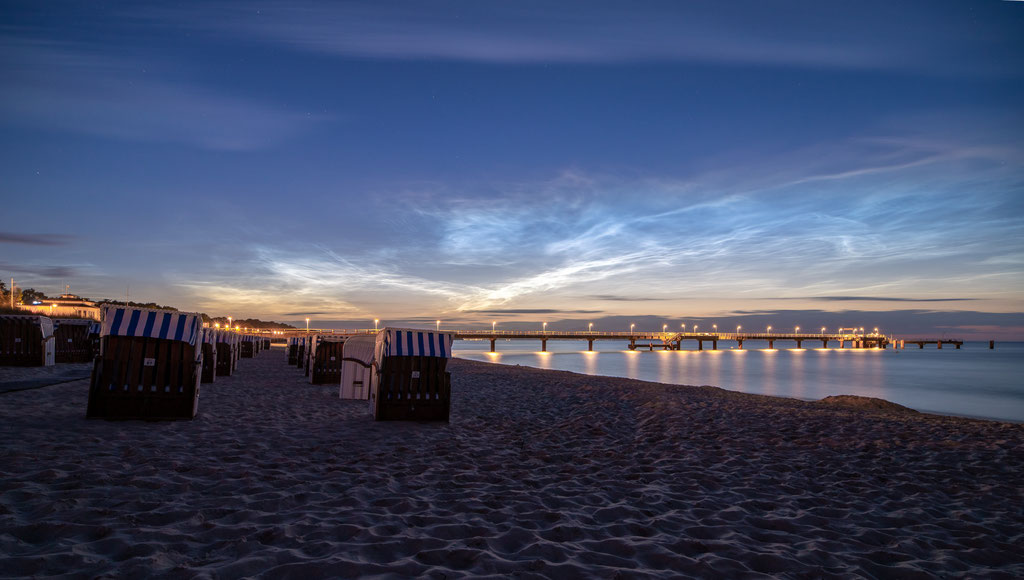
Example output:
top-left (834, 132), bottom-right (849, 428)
top-left (0, 315), bottom-right (55, 367)
top-left (339, 335), bottom-right (375, 400)
top-left (371, 328), bottom-right (454, 421)
top-left (200, 328), bottom-right (217, 384)
top-left (310, 337), bottom-right (344, 384)
top-left (53, 318), bottom-right (94, 363)
top-left (86, 305), bottom-right (203, 420)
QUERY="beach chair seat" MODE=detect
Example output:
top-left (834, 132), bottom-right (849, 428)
top-left (310, 338), bottom-right (344, 384)
top-left (371, 328), bottom-right (454, 421)
top-left (0, 315), bottom-right (55, 367)
top-left (86, 306), bottom-right (202, 420)
top-left (54, 319), bottom-right (94, 363)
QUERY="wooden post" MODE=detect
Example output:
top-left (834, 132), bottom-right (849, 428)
top-left (697, 339), bottom-right (703, 351)
top-left (796, 339), bottom-right (802, 349)
top-left (712, 339), bottom-right (717, 350)
top-left (489, 338), bottom-right (496, 352)
top-left (737, 339), bottom-right (743, 350)
top-left (937, 341), bottom-right (942, 349)
top-left (541, 338), bottom-right (547, 352)
top-left (768, 339), bottom-right (774, 349)
top-left (990, 340), bottom-right (995, 349)
top-left (587, 339), bottom-right (593, 351)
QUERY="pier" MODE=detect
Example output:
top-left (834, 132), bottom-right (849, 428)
top-left (452, 330), bottom-right (897, 352)
top-left (257, 329), bottom-right (971, 353)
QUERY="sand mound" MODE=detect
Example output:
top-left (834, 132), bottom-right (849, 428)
top-left (817, 395), bottom-right (920, 414)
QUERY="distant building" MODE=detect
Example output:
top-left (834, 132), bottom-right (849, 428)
top-left (19, 293), bottom-right (101, 320)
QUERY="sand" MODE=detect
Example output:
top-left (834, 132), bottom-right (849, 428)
top-left (1, 347), bottom-right (1022, 579)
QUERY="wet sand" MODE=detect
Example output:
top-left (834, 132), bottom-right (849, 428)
top-left (1, 347), bottom-right (1022, 578)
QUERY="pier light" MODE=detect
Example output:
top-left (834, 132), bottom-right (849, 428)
top-left (663, 324), bottom-right (667, 333)
top-left (767, 326), bottom-right (772, 333)
top-left (374, 318), bottom-right (379, 331)
top-left (214, 323), bottom-right (220, 329)
top-left (795, 326), bottom-right (800, 333)
top-left (589, 322), bottom-right (594, 332)
top-left (822, 326), bottom-right (826, 334)
top-left (694, 325), bottom-right (698, 333)
top-left (713, 324), bottom-right (717, 332)
top-left (306, 318), bottom-right (310, 332)
top-left (736, 325), bottom-right (741, 333)
top-left (492, 321), bottom-right (496, 333)
top-left (436, 320), bottom-right (440, 331)
top-left (873, 327), bottom-right (879, 335)
top-left (630, 323), bottom-right (635, 333)
top-left (681, 323), bottom-right (686, 332)
top-left (543, 321), bottom-right (548, 333)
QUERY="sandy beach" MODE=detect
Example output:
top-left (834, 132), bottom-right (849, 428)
top-left (1, 347), bottom-right (1022, 578)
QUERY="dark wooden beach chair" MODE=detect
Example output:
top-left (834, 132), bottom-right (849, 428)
top-left (54, 319), bottom-right (94, 363)
top-left (310, 338), bottom-right (344, 385)
top-left (0, 315), bottom-right (55, 367)
top-left (371, 328), bottom-right (454, 421)
top-left (240, 339), bottom-right (254, 358)
top-left (288, 337), bottom-right (298, 365)
top-left (87, 306), bottom-right (203, 420)
top-left (215, 332), bottom-right (233, 377)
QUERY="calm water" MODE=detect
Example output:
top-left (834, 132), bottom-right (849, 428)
top-left (454, 340), bottom-right (1024, 423)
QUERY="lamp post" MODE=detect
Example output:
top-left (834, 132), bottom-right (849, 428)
top-left (821, 327), bottom-right (826, 335)
top-left (736, 325), bottom-right (741, 333)
top-left (492, 321), bottom-right (496, 333)
top-left (767, 325), bottom-right (772, 334)
top-left (543, 322), bottom-right (547, 333)
top-left (630, 323), bottom-right (635, 335)
top-left (681, 323), bottom-right (686, 333)
top-left (694, 325), bottom-right (698, 333)
top-left (374, 319), bottom-right (379, 332)
top-left (305, 318), bottom-right (310, 332)
top-left (589, 322), bottom-right (594, 333)
top-left (713, 324), bottom-right (717, 333)
top-left (436, 320), bottom-right (440, 331)
top-left (228, 317), bottom-right (232, 330)
top-left (795, 326), bottom-right (800, 334)
top-left (662, 324), bottom-right (667, 333)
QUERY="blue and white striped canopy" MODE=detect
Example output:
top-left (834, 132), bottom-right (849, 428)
top-left (381, 328), bottom-right (453, 358)
top-left (101, 305), bottom-right (202, 345)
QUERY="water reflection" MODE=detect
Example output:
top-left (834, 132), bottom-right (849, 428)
top-left (453, 341), bottom-right (1024, 422)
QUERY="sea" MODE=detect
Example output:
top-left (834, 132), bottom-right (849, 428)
top-left (454, 340), bottom-right (1024, 423)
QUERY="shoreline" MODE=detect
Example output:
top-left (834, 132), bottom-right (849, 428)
top-left (2, 350), bottom-right (1022, 577)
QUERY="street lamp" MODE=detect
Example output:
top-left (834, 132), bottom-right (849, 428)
top-left (228, 316), bottom-right (232, 330)
top-left (767, 325), bottom-right (772, 333)
top-left (630, 323), bottom-right (635, 334)
top-left (681, 323), bottom-right (686, 333)
top-left (662, 324), bottom-right (667, 333)
top-left (795, 326), bottom-right (800, 333)
top-left (589, 322), bottom-right (594, 332)
top-left (821, 327), bottom-right (826, 335)
top-left (694, 325), bottom-right (698, 333)
top-left (492, 321), bottom-right (496, 333)
top-left (305, 318), bottom-right (310, 332)
top-left (736, 325), bottom-right (742, 333)
top-left (713, 324), bottom-right (717, 333)
top-left (543, 322), bottom-right (548, 333)
top-left (873, 327), bottom-right (878, 335)
top-left (374, 318), bottom-right (379, 331)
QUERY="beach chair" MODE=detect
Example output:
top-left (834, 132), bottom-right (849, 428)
top-left (0, 315), bottom-right (55, 367)
top-left (200, 329), bottom-right (216, 383)
top-left (215, 331), bottom-right (233, 377)
top-left (296, 336), bottom-right (306, 369)
top-left (339, 335), bottom-right (374, 399)
top-left (86, 305), bottom-right (203, 420)
top-left (240, 336), bottom-right (255, 358)
top-left (53, 318), bottom-right (94, 363)
top-left (310, 337), bottom-right (344, 384)
top-left (287, 337), bottom-right (298, 365)
top-left (370, 328), bottom-right (454, 421)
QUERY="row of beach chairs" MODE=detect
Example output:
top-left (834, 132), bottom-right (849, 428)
top-left (287, 327), bottom-right (453, 421)
top-left (0, 315), bottom-right (100, 366)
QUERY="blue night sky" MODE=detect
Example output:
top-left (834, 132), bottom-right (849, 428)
top-left (2, 1), bottom-right (1023, 337)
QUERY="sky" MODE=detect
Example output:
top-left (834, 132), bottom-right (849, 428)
top-left (2, 0), bottom-right (1023, 338)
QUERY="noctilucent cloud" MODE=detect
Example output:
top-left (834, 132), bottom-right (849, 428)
top-left (2, 1), bottom-right (1023, 337)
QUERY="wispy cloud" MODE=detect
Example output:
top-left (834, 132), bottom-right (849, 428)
top-left (0, 232), bottom-right (75, 246)
top-left (139, 1), bottom-right (1023, 76)
top-left (0, 36), bottom-right (327, 150)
